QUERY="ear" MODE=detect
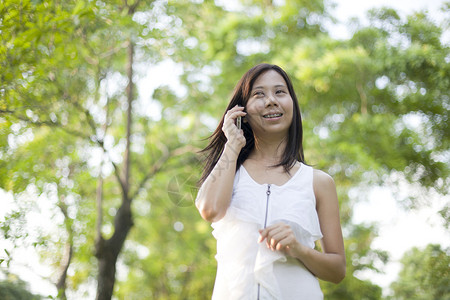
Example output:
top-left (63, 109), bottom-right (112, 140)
top-left (243, 116), bottom-right (248, 123)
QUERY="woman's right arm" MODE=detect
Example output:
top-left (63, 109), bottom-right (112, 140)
top-left (195, 106), bottom-right (246, 222)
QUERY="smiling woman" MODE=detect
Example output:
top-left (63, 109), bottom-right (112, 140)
top-left (195, 64), bottom-right (346, 299)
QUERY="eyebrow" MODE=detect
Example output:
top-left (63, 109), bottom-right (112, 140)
top-left (252, 84), bottom-right (287, 90)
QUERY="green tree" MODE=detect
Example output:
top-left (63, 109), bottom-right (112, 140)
top-left (390, 244), bottom-right (450, 300)
top-left (1, 0), bottom-right (209, 298)
top-left (320, 224), bottom-right (386, 299)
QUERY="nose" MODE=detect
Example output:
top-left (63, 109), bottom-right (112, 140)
top-left (265, 93), bottom-right (277, 107)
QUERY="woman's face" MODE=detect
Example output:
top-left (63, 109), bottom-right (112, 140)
top-left (245, 70), bottom-right (293, 138)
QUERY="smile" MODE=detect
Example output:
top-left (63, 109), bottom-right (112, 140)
top-left (263, 113), bottom-right (283, 118)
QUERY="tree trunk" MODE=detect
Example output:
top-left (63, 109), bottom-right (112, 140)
top-left (96, 251), bottom-right (116, 300)
top-left (95, 199), bottom-right (133, 299)
top-left (55, 194), bottom-right (74, 300)
top-left (95, 39), bottom-right (135, 300)
top-left (56, 240), bottom-right (73, 300)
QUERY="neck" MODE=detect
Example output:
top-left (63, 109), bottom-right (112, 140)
top-left (249, 135), bottom-right (287, 165)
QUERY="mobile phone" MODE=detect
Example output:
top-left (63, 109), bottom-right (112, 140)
top-left (236, 116), bottom-right (242, 130)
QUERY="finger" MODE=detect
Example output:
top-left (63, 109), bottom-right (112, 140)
top-left (225, 107), bottom-right (246, 121)
top-left (260, 226), bottom-right (280, 237)
top-left (260, 224), bottom-right (281, 238)
top-left (267, 225), bottom-right (286, 237)
top-left (258, 235), bottom-right (264, 243)
top-left (270, 231), bottom-right (289, 244)
top-left (259, 222), bottom-right (289, 244)
top-left (258, 227), bottom-right (275, 243)
top-left (258, 229), bottom-right (267, 243)
top-left (223, 118), bottom-right (245, 136)
top-left (269, 232), bottom-right (290, 250)
top-left (232, 105), bottom-right (245, 112)
top-left (266, 225), bottom-right (295, 250)
top-left (265, 226), bottom-right (286, 241)
top-left (228, 112), bottom-right (247, 127)
top-left (276, 240), bottom-right (286, 251)
top-left (279, 234), bottom-right (295, 248)
top-left (225, 105), bottom-right (245, 118)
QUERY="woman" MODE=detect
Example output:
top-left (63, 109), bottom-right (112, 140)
top-left (196, 63), bottom-right (346, 299)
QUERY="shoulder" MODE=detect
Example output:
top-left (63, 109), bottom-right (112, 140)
top-left (312, 169), bottom-right (337, 207)
top-left (313, 169), bottom-right (335, 188)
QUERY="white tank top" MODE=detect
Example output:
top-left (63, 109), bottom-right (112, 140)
top-left (210, 163), bottom-right (323, 300)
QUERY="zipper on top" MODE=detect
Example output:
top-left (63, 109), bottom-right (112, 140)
top-left (263, 184), bottom-right (271, 228)
top-left (258, 184), bottom-right (271, 299)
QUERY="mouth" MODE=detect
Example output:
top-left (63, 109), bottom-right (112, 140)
top-left (263, 113), bottom-right (283, 119)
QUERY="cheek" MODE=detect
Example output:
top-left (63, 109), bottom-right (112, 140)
top-left (246, 113), bottom-right (259, 128)
top-left (244, 102), bottom-right (261, 118)
top-left (246, 99), bottom-right (262, 111)
top-left (284, 100), bottom-right (294, 123)
top-left (245, 109), bottom-right (262, 129)
top-left (284, 99), bottom-right (294, 115)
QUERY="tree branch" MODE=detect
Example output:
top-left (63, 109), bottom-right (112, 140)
top-left (123, 40), bottom-right (134, 200)
top-left (356, 82), bottom-right (368, 115)
top-left (95, 67), bottom-right (111, 250)
top-left (1, 110), bottom-right (90, 139)
top-left (130, 144), bottom-right (201, 200)
top-left (55, 193), bottom-right (74, 300)
top-left (95, 159), bottom-right (105, 246)
top-left (71, 101), bottom-right (99, 139)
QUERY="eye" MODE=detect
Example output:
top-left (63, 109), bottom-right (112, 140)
top-left (253, 91), bottom-right (264, 97)
top-left (276, 89), bottom-right (286, 94)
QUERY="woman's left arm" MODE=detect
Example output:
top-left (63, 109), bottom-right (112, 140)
top-left (258, 169), bottom-right (346, 283)
top-left (300, 169), bottom-right (346, 283)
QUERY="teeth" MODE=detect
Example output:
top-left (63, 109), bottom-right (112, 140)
top-left (264, 113), bottom-right (282, 118)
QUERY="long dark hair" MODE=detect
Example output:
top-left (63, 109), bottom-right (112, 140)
top-left (198, 63), bottom-right (306, 185)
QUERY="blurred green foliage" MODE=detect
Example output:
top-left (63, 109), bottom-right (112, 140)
top-left (0, 274), bottom-right (42, 300)
top-left (390, 244), bottom-right (450, 300)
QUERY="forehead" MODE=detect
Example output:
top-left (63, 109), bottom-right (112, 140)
top-left (252, 70), bottom-right (287, 89)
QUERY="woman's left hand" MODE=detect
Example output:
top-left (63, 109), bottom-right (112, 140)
top-left (258, 222), bottom-right (305, 257)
